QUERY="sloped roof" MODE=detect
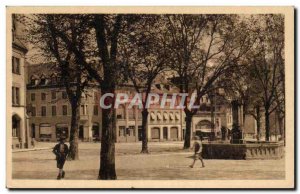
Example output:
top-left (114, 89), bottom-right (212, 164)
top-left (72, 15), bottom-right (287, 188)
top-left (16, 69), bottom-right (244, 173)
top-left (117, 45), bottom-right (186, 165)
top-left (27, 63), bottom-right (57, 83)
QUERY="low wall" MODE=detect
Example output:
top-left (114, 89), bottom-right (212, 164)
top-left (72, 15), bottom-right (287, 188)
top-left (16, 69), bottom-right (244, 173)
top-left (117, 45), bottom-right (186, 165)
top-left (202, 141), bottom-right (284, 160)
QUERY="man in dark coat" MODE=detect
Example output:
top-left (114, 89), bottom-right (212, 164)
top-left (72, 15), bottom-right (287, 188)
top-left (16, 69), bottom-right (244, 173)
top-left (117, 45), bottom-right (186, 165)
top-left (53, 138), bottom-right (69, 180)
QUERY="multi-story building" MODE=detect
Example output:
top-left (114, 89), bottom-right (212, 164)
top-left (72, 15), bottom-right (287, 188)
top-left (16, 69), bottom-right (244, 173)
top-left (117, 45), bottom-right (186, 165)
top-left (11, 15), bottom-right (30, 149)
top-left (115, 83), bottom-right (185, 142)
top-left (26, 69), bottom-right (236, 143)
top-left (26, 64), bottom-right (102, 142)
top-left (26, 63), bottom-right (279, 143)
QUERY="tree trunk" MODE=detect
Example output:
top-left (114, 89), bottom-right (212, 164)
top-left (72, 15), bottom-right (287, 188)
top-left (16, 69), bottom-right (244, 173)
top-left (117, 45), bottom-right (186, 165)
top-left (98, 87), bottom-right (117, 180)
top-left (68, 102), bottom-right (80, 160)
top-left (210, 97), bottom-right (215, 141)
top-left (265, 110), bottom-right (270, 142)
top-left (255, 105), bottom-right (261, 141)
top-left (278, 115), bottom-right (284, 141)
top-left (183, 111), bottom-right (193, 149)
top-left (141, 109), bottom-right (149, 153)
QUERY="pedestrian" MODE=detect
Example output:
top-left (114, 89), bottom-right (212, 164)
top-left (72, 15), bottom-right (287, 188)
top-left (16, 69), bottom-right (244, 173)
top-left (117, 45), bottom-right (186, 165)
top-left (53, 137), bottom-right (69, 180)
top-left (189, 136), bottom-right (205, 168)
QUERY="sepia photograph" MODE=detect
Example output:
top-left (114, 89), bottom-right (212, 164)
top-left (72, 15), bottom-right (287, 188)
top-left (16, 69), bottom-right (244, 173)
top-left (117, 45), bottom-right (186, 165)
top-left (6, 6), bottom-right (294, 189)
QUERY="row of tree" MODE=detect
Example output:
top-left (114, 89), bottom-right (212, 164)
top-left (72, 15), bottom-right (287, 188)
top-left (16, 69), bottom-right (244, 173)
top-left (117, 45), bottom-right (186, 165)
top-left (19, 14), bottom-right (284, 179)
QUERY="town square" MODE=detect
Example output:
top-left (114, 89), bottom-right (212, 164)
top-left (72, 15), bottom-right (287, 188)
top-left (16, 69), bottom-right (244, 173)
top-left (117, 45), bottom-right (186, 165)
top-left (7, 6), bottom-right (294, 189)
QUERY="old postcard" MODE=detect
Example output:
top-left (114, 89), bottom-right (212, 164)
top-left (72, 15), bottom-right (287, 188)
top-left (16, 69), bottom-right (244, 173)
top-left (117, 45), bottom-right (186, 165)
top-left (6, 6), bottom-right (294, 189)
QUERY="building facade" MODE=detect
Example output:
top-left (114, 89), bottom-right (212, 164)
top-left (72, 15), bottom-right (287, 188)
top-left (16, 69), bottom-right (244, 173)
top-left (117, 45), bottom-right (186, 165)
top-left (26, 64), bottom-right (279, 143)
top-left (26, 64), bottom-right (102, 142)
top-left (11, 15), bottom-right (30, 149)
top-left (115, 84), bottom-right (185, 142)
top-left (114, 86), bottom-right (239, 142)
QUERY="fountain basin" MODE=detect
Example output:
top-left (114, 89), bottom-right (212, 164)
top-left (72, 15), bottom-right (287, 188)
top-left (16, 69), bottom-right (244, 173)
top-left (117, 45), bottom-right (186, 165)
top-left (202, 141), bottom-right (284, 160)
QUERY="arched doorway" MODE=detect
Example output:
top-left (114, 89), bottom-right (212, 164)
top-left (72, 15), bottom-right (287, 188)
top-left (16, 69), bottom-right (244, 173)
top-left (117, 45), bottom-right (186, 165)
top-left (163, 127), bottom-right (168, 139)
top-left (151, 127), bottom-right (160, 140)
top-left (170, 127), bottom-right (178, 139)
top-left (79, 125), bottom-right (84, 140)
top-left (195, 120), bottom-right (213, 139)
top-left (12, 114), bottom-right (21, 138)
top-left (31, 123), bottom-right (35, 138)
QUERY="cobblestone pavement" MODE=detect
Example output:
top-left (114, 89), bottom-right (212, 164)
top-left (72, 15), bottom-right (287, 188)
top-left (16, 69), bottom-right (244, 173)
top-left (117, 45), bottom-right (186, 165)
top-left (12, 142), bottom-right (285, 180)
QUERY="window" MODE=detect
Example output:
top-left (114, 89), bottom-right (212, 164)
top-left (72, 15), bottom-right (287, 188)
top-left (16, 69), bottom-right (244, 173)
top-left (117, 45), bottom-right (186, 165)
top-left (15, 87), bottom-right (20, 105)
top-left (93, 105), bottom-right (98, 116)
top-left (94, 92), bottom-right (98, 101)
top-left (157, 112), bottom-right (162, 121)
top-left (80, 105), bottom-right (86, 115)
top-left (41, 93), bottom-right (46, 101)
top-left (150, 112), bottom-right (155, 121)
top-left (52, 106), bottom-right (56, 116)
top-left (62, 105), bottom-right (68, 115)
top-left (119, 126), bottom-right (126, 136)
top-left (169, 112), bottom-right (174, 121)
top-left (62, 91), bottom-right (68, 99)
top-left (30, 78), bottom-right (36, 85)
top-left (12, 87), bottom-right (15, 105)
top-left (12, 115), bottom-right (20, 137)
top-left (116, 105), bottom-right (126, 119)
top-left (31, 93), bottom-right (35, 101)
top-left (128, 126), bottom-right (135, 136)
top-left (175, 112), bottom-right (180, 121)
top-left (31, 107), bottom-right (36, 116)
top-left (12, 87), bottom-right (20, 106)
top-left (40, 78), bottom-right (46, 85)
top-left (41, 106), bottom-right (46, 116)
top-left (12, 57), bottom-right (20, 74)
top-left (163, 112), bottom-right (168, 121)
top-left (51, 91), bottom-right (56, 100)
top-left (128, 108), bottom-right (135, 120)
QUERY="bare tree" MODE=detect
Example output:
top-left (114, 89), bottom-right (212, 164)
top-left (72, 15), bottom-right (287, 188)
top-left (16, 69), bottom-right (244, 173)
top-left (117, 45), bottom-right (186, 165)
top-left (247, 15), bottom-right (284, 141)
top-left (166, 15), bottom-right (254, 148)
top-left (120, 15), bottom-right (170, 153)
top-left (47, 14), bottom-right (140, 179)
top-left (23, 14), bottom-right (92, 160)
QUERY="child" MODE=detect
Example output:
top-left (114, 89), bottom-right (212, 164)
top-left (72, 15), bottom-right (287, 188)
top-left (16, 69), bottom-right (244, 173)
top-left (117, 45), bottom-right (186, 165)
top-left (189, 136), bottom-right (205, 168)
top-left (53, 137), bottom-right (69, 180)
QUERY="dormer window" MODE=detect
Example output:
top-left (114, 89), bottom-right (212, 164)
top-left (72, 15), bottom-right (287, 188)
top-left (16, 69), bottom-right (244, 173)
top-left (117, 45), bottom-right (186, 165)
top-left (40, 74), bottom-right (49, 85)
top-left (30, 78), bottom-right (36, 85)
top-left (40, 78), bottom-right (46, 85)
top-left (51, 76), bottom-right (57, 84)
top-left (30, 75), bottom-right (39, 86)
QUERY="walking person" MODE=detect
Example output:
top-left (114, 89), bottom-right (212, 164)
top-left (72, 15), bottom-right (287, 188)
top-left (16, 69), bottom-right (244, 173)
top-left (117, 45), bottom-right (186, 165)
top-left (53, 137), bottom-right (69, 180)
top-left (189, 136), bottom-right (205, 168)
